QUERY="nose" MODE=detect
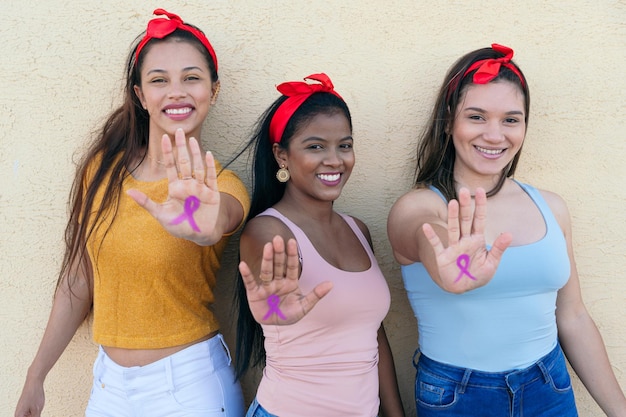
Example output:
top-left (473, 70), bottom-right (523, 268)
top-left (167, 81), bottom-right (187, 99)
top-left (323, 149), bottom-right (342, 167)
top-left (483, 120), bottom-right (505, 142)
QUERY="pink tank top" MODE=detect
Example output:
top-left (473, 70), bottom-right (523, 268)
top-left (256, 208), bottom-right (390, 417)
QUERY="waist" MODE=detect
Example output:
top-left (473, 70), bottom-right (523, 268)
top-left (416, 342), bottom-right (565, 389)
top-left (103, 330), bottom-right (218, 367)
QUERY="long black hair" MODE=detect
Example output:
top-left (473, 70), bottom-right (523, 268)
top-left (234, 92), bottom-right (352, 378)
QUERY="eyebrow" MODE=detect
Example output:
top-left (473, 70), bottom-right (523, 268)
top-left (146, 66), bottom-right (205, 75)
top-left (301, 135), bottom-right (353, 142)
top-left (463, 106), bottom-right (524, 116)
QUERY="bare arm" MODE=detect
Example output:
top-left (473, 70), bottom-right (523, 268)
top-left (388, 187), bottom-right (511, 293)
top-left (128, 130), bottom-right (245, 246)
top-left (15, 255), bottom-right (93, 417)
top-left (238, 217), bottom-right (332, 325)
top-left (377, 325), bottom-right (405, 417)
top-left (547, 191), bottom-right (626, 417)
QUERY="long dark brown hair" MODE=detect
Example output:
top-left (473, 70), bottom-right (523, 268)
top-left (57, 27), bottom-right (218, 303)
top-left (414, 46), bottom-right (530, 201)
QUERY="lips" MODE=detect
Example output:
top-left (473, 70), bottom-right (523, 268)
top-left (474, 145), bottom-right (504, 156)
top-left (318, 173), bottom-right (341, 182)
top-left (165, 107), bottom-right (192, 116)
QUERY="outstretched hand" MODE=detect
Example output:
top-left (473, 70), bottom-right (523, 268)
top-left (422, 187), bottom-right (512, 292)
top-left (127, 128), bottom-right (222, 245)
top-left (239, 235), bottom-right (333, 325)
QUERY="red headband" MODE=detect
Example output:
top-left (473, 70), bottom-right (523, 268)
top-left (269, 73), bottom-right (343, 144)
top-left (135, 9), bottom-right (218, 73)
top-left (447, 43), bottom-right (524, 101)
top-left (463, 44), bottom-right (524, 86)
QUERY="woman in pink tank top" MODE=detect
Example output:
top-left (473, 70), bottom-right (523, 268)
top-left (233, 74), bottom-right (406, 417)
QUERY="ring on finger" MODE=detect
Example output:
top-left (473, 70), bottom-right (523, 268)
top-left (179, 172), bottom-right (195, 180)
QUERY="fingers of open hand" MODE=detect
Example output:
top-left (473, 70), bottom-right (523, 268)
top-left (300, 281), bottom-right (333, 316)
top-left (203, 150), bottom-right (218, 190)
top-left (259, 241), bottom-right (276, 284)
top-left (284, 238), bottom-right (300, 281)
top-left (174, 129), bottom-right (193, 179)
top-left (489, 232), bottom-right (513, 262)
top-left (160, 134), bottom-right (180, 183)
top-left (127, 189), bottom-right (158, 216)
top-left (447, 199), bottom-right (460, 246)
top-left (458, 188), bottom-right (473, 237)
top-left (472, 188), bottom-right (487, 235)
top-left (270, 235), bottom-right (287, 280)
top-left (238, 261), bottom-right (260, 293)
top-left (422, 223), bottom-right (445, 256)
top-left (188, 137), bottom-right (206, 185)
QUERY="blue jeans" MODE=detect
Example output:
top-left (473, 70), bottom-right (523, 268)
top-left (413, 342), bottom-right (577, 416)
top-left (245, 398), bottom-right (277, 417)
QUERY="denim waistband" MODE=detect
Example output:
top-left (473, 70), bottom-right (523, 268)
top-left (415, 342), bottom-right (563, 393)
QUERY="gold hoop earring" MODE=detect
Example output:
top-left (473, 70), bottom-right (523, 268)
top-left (276, 165), bottom-right (290, 183)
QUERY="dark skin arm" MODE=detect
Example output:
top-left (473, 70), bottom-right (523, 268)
top-left (378, 324), bottom-right (405, 417)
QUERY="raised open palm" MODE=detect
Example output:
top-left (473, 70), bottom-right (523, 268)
top-left (239, 235), bottom-right (333, 325)
top-left (422, 187), bottom-right (512, 292)
top-left (127, 128), bottom-right (222, 244)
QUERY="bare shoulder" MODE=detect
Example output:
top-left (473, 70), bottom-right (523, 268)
top-left (387, 187), bottom-right (448, 264)
top-left (538, 188), bottom-right (571, 231)
top-left (346, 215), bottom-right (373, 246)
top-left (241, 214), bottom-right (295, 247)
top-left (388, 187), bottom-right (448, 225)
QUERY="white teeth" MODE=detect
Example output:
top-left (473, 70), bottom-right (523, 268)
top-left (475, 146), bottom-right (504, 155)
top-left (318, 173), bottom-right (340, 182)
top-left (165, 107), bottom-right (192, 115)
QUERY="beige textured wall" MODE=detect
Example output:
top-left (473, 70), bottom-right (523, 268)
top-left (2, 0), bottom-right (625, 415)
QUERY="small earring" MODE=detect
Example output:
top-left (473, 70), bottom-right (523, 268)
top-left (276, 165), bottom-right (290, 183)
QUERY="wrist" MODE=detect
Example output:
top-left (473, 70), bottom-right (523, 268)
top-left (26, 364), bottom-right (49, 383)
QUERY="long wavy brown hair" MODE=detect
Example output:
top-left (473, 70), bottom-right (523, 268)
top-left (414, 46), bottom-right (530, 201)
top-left (57, 28), bottom-right (218, 304)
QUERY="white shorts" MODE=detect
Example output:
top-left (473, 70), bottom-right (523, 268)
top-left (86, 334), bottom-right (244, 417)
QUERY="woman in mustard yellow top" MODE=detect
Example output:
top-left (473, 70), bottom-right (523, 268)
top-left (15, 9), bottom-right (249, 417)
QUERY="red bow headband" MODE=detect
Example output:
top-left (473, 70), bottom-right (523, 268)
top-left (269, 73), bottom-right (343, 144)
top-left (447, 44), bottom-right (524, 100)
top-left (135, 9), bottom-right (218, 73)
top-left (463, 44), bottom-right (524, 86)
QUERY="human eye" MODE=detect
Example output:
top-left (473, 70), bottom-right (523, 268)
top-left (149, 77), bottom-right (166, 84)
top-left (468, 114), bottom-right (484, 121)
top-left (185, 74), bottom-right (201, 81)
top-left (339, 142), bottom-right (353, 150)
top-left (307, 143), bottom-right (323, 150)
top-left (504, 117), bottom-right (520, 124)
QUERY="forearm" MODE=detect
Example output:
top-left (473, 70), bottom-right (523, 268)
top-left (559, 312), bottom-right (626, 417)
top-left (26, 278), bottom-right (91, 381)
top-left (195, 193), bottom-right (243, 246)
top-left (377, 325), bottom-right (405, 417)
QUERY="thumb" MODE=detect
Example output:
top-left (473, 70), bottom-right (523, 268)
top-left (488, 232), bottom-right (512, 263)
top-left (300, 281), bottom-right (333, 315)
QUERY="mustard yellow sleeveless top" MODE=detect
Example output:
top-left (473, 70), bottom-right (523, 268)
top-left (85, 156), bottom-right (249, 349)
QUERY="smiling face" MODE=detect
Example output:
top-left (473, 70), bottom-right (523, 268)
top-left (133, 38), bottom-right (219, 140)
top-left (275, 111), bottom-right (354, 204)
top-left (451, 80), bottom-right (527, 186)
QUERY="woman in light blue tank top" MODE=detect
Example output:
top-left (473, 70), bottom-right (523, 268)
top-left (387, 44), bottom-right (626, 416)
top-left (232, 74), bottom-right (405, 417)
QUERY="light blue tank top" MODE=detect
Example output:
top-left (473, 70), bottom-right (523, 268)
top-left (401, 182), bottom-right (570, 371)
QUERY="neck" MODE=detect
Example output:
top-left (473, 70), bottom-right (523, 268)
top-left (275, 192), bottom-right (336, 224)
